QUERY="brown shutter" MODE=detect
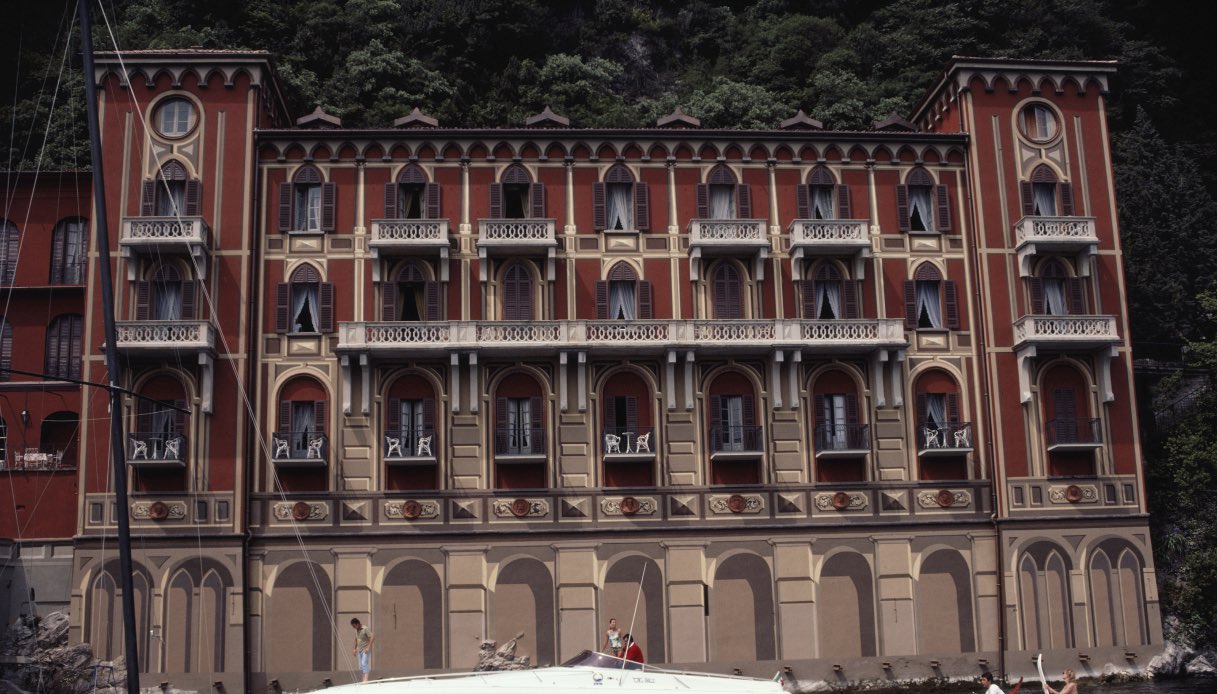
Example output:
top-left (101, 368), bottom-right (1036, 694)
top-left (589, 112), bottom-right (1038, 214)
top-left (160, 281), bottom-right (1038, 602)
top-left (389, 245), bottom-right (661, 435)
top-left (141, 181), bottom-right (157, 216)
top-left (800, 280), bottom-right (815, 318)
top-left (321, 182), bottom-right (337, 232)
top-left (605, 396), bottom-right (618, 433)
top-left (796, 185), bottom-right (810, 219)
top-left (387, 398), bottom-right (400, 434)
top-left (45, 321), bottom-right (60, 378)
top-left (595, 280), bottom-right (608, 319)
top-left (68, 316), bottom-right (82, 379)
top-left (896, 185), bottom-right (910, 232)
top-left (695, 184), bottom-right (709, 218)
top-left (278, 401), bottom-right (291, 434)
top-left (489, 183), bottom-right (503, 218)
top-left (530, 183), bottom-right (546, 218)
top-left (173, 400), bottom-right (187, 434)
top-left (529, 395), bottom-right (543, 454)
top-left (843, 280), bottom-right (859, 319)
top-left (275, 282), bottom-right (290, 333)
top-left (1053, 388), bottom-right (1077, 421)
top-left (592, 182), bottom-right (606, 230)
top-left (135, 280), bottom-right (152, 320)
top-left (384, 182), bottom-right (398, 219)
top-left (946, 393), bottom-right (961, 425)
top-left (278, 182), bottom-right (292, 232)
top-left (737, 184), bottom-right (753, 218)
top-left (742, 394), bottom-right (756, 427)
top-left (185, 179), bottom-right (202, 216)
top-left (1020, 182), bottom-right (1035, 217)
top-left (625, 396), bottom-right (638, 431)
top-left (319, 282), bottom-right (335, 333)
top-left (1029, 278), bottom-right (1045, 314)
top-left (422, 398), bottom-right (436, 435)
top-left (634, 182), bottom-right (650, 231)
top-left (181, 280), bottom-right (195, 319)
top-left (813, 395), bottom-right (826, 444)
top-left (424, 281), bottom-right (441, 320)
top-left (837, 184), bottom-right (852, 219)
top-left (50, 227), bottom-right (67, 284)
top-left (1059, 183), bottom-right (1075, 216)
top-left (944, 280), bottom-right (960, 329)
top-left (381, 281), bottom-right (397, 321)
top-left (903, 280), bottom-right (917, 329)
top-left (916, 393), bottom-right (928, 426)
top-left (495, 396), bottom-right (508, 430)
top-left (638, 281), bottom-right (653, 319)
top-left (314, 400), bottom-right (327, 435)
top-left (1067, 278), bottom-right (1086, 314)
top-left (844, 392), bottom-right (859, 425)
top-left (0, 324), bottom-right (11, 377)
top-left (709, 394), bottom-right (722, 436)
top-left (425, 183), bottom-right (441, 219)
top-left (935, 185), bottom-right (952, 232)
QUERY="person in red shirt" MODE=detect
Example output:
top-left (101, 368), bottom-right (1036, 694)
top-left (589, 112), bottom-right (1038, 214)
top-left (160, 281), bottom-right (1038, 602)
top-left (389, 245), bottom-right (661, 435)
top-left (622, 633), bottom-right (644, 664)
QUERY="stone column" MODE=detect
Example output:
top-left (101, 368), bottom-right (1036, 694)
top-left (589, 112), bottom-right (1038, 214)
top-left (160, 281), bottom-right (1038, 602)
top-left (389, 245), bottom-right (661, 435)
top-left (663, 541), bottom-right (707, 663)
top-left (969, 533), bottom-right (1001, 652)
top-left (333, 547), bottom-right (377, 637)
top-left (247, 550), bottom-right (266, 673)
top-left (554, 543), bottom-right (598, 662)
top-left (444, 546), bottom-right (488, 669)
top-left (772, 540), bottom-right (816, 659)
top-left (875, 536), bottom-right (915, 655)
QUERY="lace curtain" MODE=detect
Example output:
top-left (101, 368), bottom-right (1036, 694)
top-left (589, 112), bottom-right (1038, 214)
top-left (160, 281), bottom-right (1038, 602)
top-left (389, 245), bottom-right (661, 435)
top-left (607, 183), bottom-right (633, 230)
top-left (154, 281), bottom-right (181, 320)
top-left (812, 186), bottom-right (834, 220)
top-left (710, 185), bottom-right (734, 219)
top-left (292, 283), bottom-right (319, 333)
top-left (1044, 278), bottom-right (1067, 315)
top-left (915, 280), bottom-right (942, 328)
top-left (1033, 183), bottom-right (1057, 216)
top-left (609, 281), bottom-right (636, 320)
top-left (815, 280), bottom-right (841, 319)
top-left (908, 186), bottom-right (933, 231)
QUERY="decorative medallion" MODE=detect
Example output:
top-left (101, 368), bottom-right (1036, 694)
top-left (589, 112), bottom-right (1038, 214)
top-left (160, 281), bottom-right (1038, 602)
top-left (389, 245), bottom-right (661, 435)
top-left (936, 489), bottom-right (955, 508)
top-left (511, 498), bottom-right (531, 518)
top-left (727, 494), bottom-right (747, 514)
top-left (601, 496), bottom-right (657, 517)
top-left (709, 494), bottom-right (764, 515)
top-left (492, 498), bottom-right (548, 519)
top-left (620, 497), bottom-right (641, 515)
top-left (832, 491), bottom-right (851, 510)
top-left (272, 501), bottom-right (329, 521)
top-left (131, 501), bottom-right (187, 521)
top-left (1065, 485), bottom-right (1084, 503)
top-left (814, 492), bottom-right (867, 512)
top-left (1048, 484), bottom-right (1098, 504)
top-left (292, 501), bottom-right (312, 521)
top-left (149, 501), bottom-right (170, 520)
top-left (916, 489), bottom-right (972, 509)
top-left (384, 499), bottom-right (440, 520)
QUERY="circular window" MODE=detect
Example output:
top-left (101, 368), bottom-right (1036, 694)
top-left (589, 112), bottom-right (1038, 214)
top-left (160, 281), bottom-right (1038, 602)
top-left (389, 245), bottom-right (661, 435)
top-left (1018, 103), bottom-right (1059, 143)
top-left (155, 98), bottom-right (197, 138)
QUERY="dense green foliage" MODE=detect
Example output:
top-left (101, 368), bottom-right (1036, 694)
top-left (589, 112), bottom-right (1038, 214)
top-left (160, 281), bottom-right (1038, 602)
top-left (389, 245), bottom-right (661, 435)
top-left (5, 0), bottom-right (1217, 649)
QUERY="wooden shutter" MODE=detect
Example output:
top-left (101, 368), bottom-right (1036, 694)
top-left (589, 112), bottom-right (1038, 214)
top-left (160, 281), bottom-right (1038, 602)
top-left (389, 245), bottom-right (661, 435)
top-left (1067, 278), bottom-right (1086, 314)
top-left (181, 280), bottom-right (195, 319)
top-left (422, 398), bottom-right (436, 437)
top-left (529, 183), bottom-right (546, 218)
top-left (895, 185), bottom-right (910, 232)
top-left (45, 321), bottom-right (60, 378)
top-left (638, 281), bottom-right (653, 319)
top-left (387, 398), bottom-right (401, 436)
top-left (946, 393), bottom-right (961, 425)
top-left (495, 397), bottom-right (508, 441)
top-left (1053, 388), bottom-right (1077, 421)
top-left (0, 324), bottom-right (11, 377)
top-left (944, 280), bottom-right (960, 329)
top-left (321, 182), bottom-right (336, 232)
top-left (173, 399), bottom-right (187, 434)
top-left (1020, 182), bottom-right (1035, 217)
top-left (275, 282), bottom-right (290, 333)
top-left (277, 182), bottom-right (292, 231)
top-left (742, 394), bottom-right (756, 430)
top-left (916, 393), bottom-right (929, 427)
top-left (595, 280), bottom-right (608, 319)
top-left (319, 282), bottom-right (335, 333)
top-left (424, 281), bottom-right (441, 320)
top-left (935, 185), bottom-right (952, 231)
top-left (314, 400), bottom-right (327, 435)
top-left (384, 182), bottom-right (398, 219)
top-left (796, 185), bottom-right (810, 219)
top-left (903, 280), bottom-right (917, 329)
top-left (845, 392), bottom-right (859, 426)
top-left (592, 182), bottom-right (606, 230)
top-left (708, 394), bottom-right (722, 438)
top-left (2, 237), bottom-right (15, 285)
top-left (135, 280), bottom-right (152, 320)
top-left (737, 184), bottom-right (753, 218)
top-left (381, 282), bottom-right (397, 321)
top-left (185, 179), bottom-right (202, 216)
top-left (425, 183), bottom-right (441, 219)
top-left (695, 184), bottom-right (709, 218)
top-left (489, 183), bottom-right (503, 218)
top-left (278, 401), bottom-right (291, 434)
top-left (800, 280), bottom-right (815, 319)
top-left (1059, 182), bottom-right (1075, 216)
top-left (634, 182), bottom-right (650, 231)
top-left (625, 396), bottom-right (638, 431)
top-left (837, 184), bottom-right (852, 219)
top-left (843, 280), bottom-right (859, 319)
top-left (141, 181), bottom-right (157, 216)
top-left (529, 395), bottom-right (543, 454)
top-left (604, 396), bottom-right (618, 433)
top-left (68, 316), bottom-right (82, 379)
top-left (50, 227), bottom-right (67, 284)
top-left (1029, 278), bottom-right (1045, 314)
top-left (813, 395), bottom-right (826, 443)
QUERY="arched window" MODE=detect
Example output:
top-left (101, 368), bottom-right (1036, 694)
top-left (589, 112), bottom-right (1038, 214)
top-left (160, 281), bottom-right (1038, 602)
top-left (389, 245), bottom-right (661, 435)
top-left (275, 378), bottom-right (328, 462)
top-left (802, 262), bottom-right (858, 320)
top-left (798, 166), bottom-right (851, 220)
top-left (45, 314), bottom-right (83, 380)
top-left (490, 164), bottom-right (544, 219)
top-left (696, 165), bottom-right (752, 220)
top-left (896, 167), bottom-right (950, 232)
top-left (40, 411), bottom-right (80, 468)
top-left (275, 265), bottom-right (334, 334)
top-left (711, 263), bottom-right (744, 319)
top-left (0, 218), bottom-right (18, 285)
top-left (903, 264), bottom-right (959, 330)
top-left (1021, 165), bottom-right (1074, 217)
top-left (135, 264), bottom-right (195, 320)
top-left (502, 262), bottom-right (534, 321)
top-left (385, 374), bottom-right (439, 490)
top-left (1030, 259), bottom-right (1086, 316)
top-left (277, 165), bottom-right (335, 233)
top-left (707, 371), bottom-right (761, 484)
top-left (595, 263), bottom-right (653, 320)
top-left (812, 370), bottom-right (868, 481)
top-left (50, 217), bottom-right (88, 284)
top-left (914, 369), bottom-right (971, 480)
top-left (593, 165), bottom-right (650, 231)
top-left (140, 161), bottom-right (201, 218)
top-left (385, 165), bottom-right (440, 220)
top-left (383, 261), bottom-right (440, 321)
top-left (493, 372), bottom-right (547, 489)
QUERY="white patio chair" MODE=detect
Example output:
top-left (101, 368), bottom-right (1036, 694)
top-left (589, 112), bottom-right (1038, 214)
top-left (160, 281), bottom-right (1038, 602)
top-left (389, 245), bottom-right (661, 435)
top-left (385, 436), bottom-right (404, 458)
top-left (922, 427), bottom-right (941, 448)
top-left (633, 432), bottom-right (651, 453)
top-left (953, 428), bottom-right (971, 448)
top-left (306, 437), bottom-right (324, 459)
top-left (272, 437), bottom-right (290, 459)
top-left (163, 437), bottom-right (181, 460)
top-left (604, 433), bottom-right (622, 454)
top-left (416, 435), bottom-right (433, 457)
top-left (131, 439), bottom-right (149, 460)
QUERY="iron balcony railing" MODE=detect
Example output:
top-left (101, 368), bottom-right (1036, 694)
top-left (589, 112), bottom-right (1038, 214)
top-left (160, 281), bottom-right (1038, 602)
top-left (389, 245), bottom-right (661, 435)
top-left (384, 427), bottom-right (437, 460)
top-left (917, 422), bottom-right (974, 452)
top-left (493, 426), bottom-right (546, 457)
top-left (601, 427), bottom-right (656, 457)
top-left (1045, 418), bottom-right (1103, 447)
top-left (127, 432), bottom-right (187, 464)
top-left (814, 423), bottom-right (871, 453)
top-left (709, 425), bottom-right (764, 454)
top-left (271, 431), bottom-right (329, 463)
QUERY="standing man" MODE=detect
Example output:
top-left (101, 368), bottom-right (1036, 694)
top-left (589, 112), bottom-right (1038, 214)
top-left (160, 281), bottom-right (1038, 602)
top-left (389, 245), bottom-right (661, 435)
top-left (979, 671), bottom-right (1004, 694)
top-left (351, 617), bottom-right (374, 682)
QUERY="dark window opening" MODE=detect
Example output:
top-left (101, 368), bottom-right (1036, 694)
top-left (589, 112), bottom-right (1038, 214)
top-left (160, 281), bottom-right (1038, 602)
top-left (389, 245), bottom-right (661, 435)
top-left (398, 183), bottom-right (425, 219)
top-left (504, 183), bottom-right (529, 219)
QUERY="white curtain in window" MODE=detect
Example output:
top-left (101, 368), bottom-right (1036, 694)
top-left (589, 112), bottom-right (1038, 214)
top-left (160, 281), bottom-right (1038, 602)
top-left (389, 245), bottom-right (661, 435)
top-left (607, 183), bottom-right (633, 230)
top-left (925, 394), bottom-right (947, 429)
top-left (823, 394), bottom-right (846, 448)
top-left (908, 186), bottom-right (933, 231)
top-left (710, 185), bottom-right (734, 219)
top-left (64, 225), bottom-right (84, 282)
top-left (297, 185), bottom-right (321, 230)
top-left (150, 407), bottom-right (174, 436)
top-left (723, 395), bottom-right (744, 450)
top-left (814, 280), bottom-right (841, 320)
top-left (291, 402), bottom-right (314, 454)
top-left (157, 181), bottom-right (185, 216)
top-left (916, 280), bottom-right (942, 328)
top-left (1033, 183), bottom-right (1056, 216)
top-left (508, 398), bottom-right (531, 450)
top-left (154, 282), bottom-right (182, 320)
top-left (609, 281), bottom-right (636, 320)
top-left (812, 186), bottom-right (834, 220)
top-left (292, 283), bottom-right (318, 332)
top-left (1044, 278), bottom-right (1067, 315)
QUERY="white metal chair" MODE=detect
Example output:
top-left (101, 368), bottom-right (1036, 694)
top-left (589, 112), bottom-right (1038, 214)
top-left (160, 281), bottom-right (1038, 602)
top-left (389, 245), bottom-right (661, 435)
top-left (633, 432), bottom-right (651, 453)
top-left (272, 437), bottom-right (290, 459)
top-left (386, 436), bottom-right (404, 458)
top-left (953, 428), bottom-right (971, 448)
top-left (306, 437), bottom-right (324, 459)
top-left (604, 433), bottom-right (622, 454)
top-left (131, 439), bottom-right (149, 460)
top-left (416, 435), bottom-right (433, 457)
top-left (163, 437), bottom-right (181, 460)
top-left (922, 427), bottom-right (941, 448)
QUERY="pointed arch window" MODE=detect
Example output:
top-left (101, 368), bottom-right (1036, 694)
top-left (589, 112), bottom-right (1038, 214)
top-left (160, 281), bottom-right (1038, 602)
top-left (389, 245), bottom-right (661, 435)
top-left (696, 165), bottom-right (752, 220)
top-left (490, 164), bottom-right (545, 220)
top-left (135, 264), bottom-right (195, 321)
top-left (711, 263), bottom-right (744, 319)
top-left (593, 165), bottom-right (650, 231)
top-left (51, 217), bottom-right (88, 284)
top-left (595, 263), bottom-right (653, 320)
top-left (278, 166), bottom-right (335, 233)
top-left (502, 263), bottom-right (534, 321)
top-left (802, 262), bottom-right (858, 320)
top-left (275, 265), bottom-right (335, 334)
top-left (383, 262), bottom-right (440, 321)
top-left (385, 165), bottom-right (441, 220)
top-left (141, 161), bottom-right (201, 218)
top-left (896, 167), bottom-right (951, 233)
top-left (1021, 165), bottom-right (1074, 217)
top-left (45, 314), bottom-right (83, 380)
top-left (0, 219), bottom-right (17, 285)
top-left (797, 166), bottom-right (852, 220)
top-left (903, 264), bottom-right (959, 330)
top-left (1029, 260), bottom-right (1085, 316)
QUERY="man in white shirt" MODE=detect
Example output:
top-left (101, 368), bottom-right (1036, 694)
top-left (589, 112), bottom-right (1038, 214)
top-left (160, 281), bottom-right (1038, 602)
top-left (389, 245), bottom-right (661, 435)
top-left (980, 671), bottom-right (1004, 694)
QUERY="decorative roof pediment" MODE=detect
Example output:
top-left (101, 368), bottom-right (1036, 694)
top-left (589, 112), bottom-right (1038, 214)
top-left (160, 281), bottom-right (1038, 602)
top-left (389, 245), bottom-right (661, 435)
top-left (525, 106), bottom-right (570, 128)
top-left (656, 107), bottom-right (700, 129)
top-left (780, 110), bottom-right (823, 131)
top-left (296, 106), bottom-right (342, 129)
top-left (873, 113), bottom-right (916, 132)
top-left (394, 107), bottom-right (439, 128)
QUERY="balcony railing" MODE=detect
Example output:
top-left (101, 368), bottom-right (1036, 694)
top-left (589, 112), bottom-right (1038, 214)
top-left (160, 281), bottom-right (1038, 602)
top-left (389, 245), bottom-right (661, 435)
top-left (119, 216), bottom-right (210, 266)
top-left (788, 219), bottom-right (870, 251)
top-left (1013, 315), bottom-right (1120, 350)
top-left (814, 423), bottom-right (870, 457)
top-left (1045, 418), bottom-right (1103, 450)
top-left (127, 432), bottom-right (186, 467)
top-left (271, 431), bottom-right (329, 466)
top-left (710, 425), bottom-right (764, 457)
top-left (476, 219), bottom-right (557, 249)
top-left (917, 422), bottom-right (974, 456)
top-left (2, 448), bottom-right (74, 471)
top-left (370, 219), bottom-right (450, 249)
top-left (115, 320), bottom-right (215, 354)
top-left (687, 219), bottom-right (770, 254)
top-left (384, 428), bottom-right (437, 463)
top-left (494, 427), bottom-right (546, 458)
top-left (602, 427), bottom-right (656, 459)
top-left (1014, 216), bottom-right (1098, 277)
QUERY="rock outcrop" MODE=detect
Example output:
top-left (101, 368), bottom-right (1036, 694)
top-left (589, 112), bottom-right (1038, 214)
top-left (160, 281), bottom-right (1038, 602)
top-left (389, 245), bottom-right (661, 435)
top-left (1148, 639), bottom-right (1217, 678)
top-left (474, 632), bottom-right (532, 671)
top-left (0, 611), bottom-right (137, 694)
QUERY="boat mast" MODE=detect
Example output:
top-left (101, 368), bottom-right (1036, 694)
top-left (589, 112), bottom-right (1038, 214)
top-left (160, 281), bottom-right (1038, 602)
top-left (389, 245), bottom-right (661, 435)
top-left (77, 3), bottom-right (141, 692)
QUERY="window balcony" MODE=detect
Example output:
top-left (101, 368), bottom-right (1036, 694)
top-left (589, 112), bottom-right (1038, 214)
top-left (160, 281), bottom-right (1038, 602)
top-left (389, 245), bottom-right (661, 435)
top-left (126, 432), bottom-right (186, 468)
top-left (814, 423), bottom-right (871, 458)
top-left (1045, 417), bottom-right (1102, 451)
top-left (602, 427), bottom-right (656, 462)
top-left (384, 428), bottom-right (437, 465)
top-left (369, 219), bottom-right (450, 282)
top-left (709, 425), bottom-right (764, 461)
top-left (493, 426), bottom-right (546, 462)
top-left (1014, 216), bottom-right (1098, 277)
top-left (687, 219), bottom-right (770, 281)
top-left (476, 219), bottom-right (558, 280)
top-left (788, 219), bottom-right (872, 279)
top-left (115, 320), bottom-right (215, 356)
top-left (119, 216), bottom-right (210, 279)
top-left (271, 431), bottom-right (328, 467)
top-left (4, 448), bottom-right (74, 471)
top-left (1013, 315), bottom-right (1120, 351)
top-left (916, 422), bottom-right (974, 457)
